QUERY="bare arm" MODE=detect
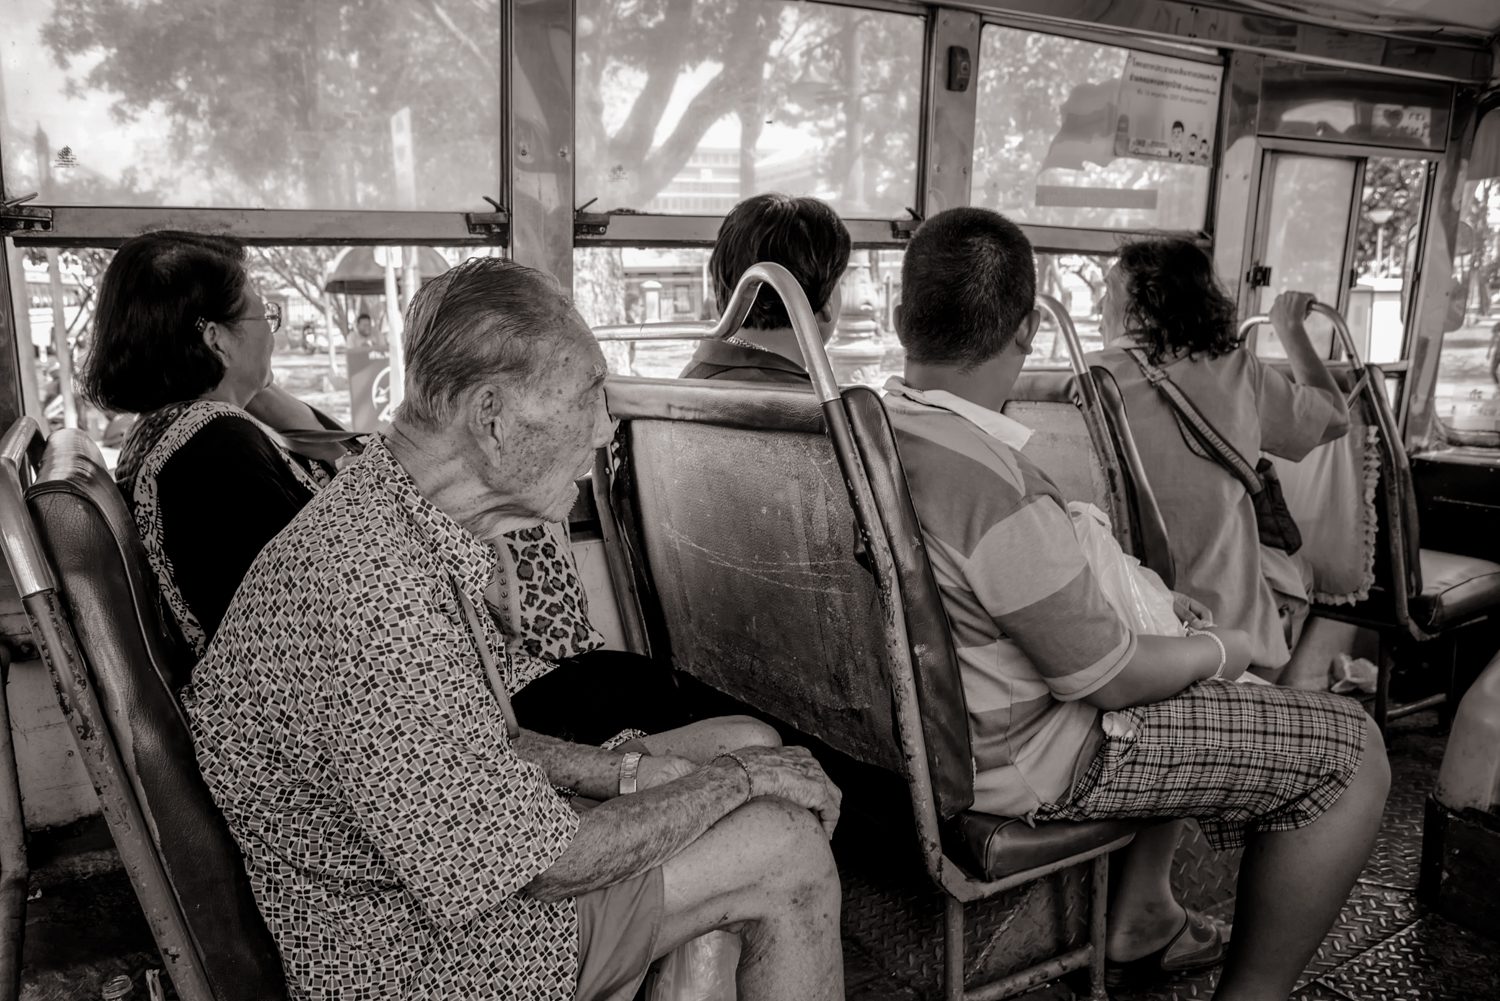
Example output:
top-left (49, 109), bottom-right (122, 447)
top-left (1084, 627), bottom-right (1252, 711)
top-left (525, 745), bottom-right (840, 902)
top-left (1270, 291), bottom-right (1349, 441)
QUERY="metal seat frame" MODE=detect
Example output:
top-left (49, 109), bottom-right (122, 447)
top-left (596, 265), bottom-right (1132, 1001)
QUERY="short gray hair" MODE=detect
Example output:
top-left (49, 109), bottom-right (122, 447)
top-left (395, 258), bottom-right (573, 429)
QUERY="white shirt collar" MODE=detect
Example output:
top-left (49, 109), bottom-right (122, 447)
top-left (883, 376), bottom-right (1033, 449)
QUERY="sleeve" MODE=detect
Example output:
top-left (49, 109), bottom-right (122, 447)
top-left (1252, 355), bottom-right (1347, 461)
top-left (961, 495), bottom-right (1136, 701)
top-left (316, 598), bottom-right (579, 928)
top-left (155, 416), bottom-right (317, 640)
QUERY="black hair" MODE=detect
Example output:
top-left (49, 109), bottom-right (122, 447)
top-left (80, 230), bottom-right (248, 414)
top-left (1113, 237), bottom-right (1239, 364)
top-left (1171, 121), bottom-right (1184, 131)
top-left (357, 312), bottom-right (373, 322)
top-left (709, 193), bottom-right (851, 330)
top-left (897, 208), bottom-right (1035, 369)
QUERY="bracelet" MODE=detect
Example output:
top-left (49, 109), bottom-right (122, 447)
top-left (617, 751), bottom-right (643, 796)
top-left (1188, 627), bottom-right (1227, 680)
top-left (714, 751), bottom-right (754, 802)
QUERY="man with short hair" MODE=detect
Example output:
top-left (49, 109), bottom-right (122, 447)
top-left (885, 208), bottom-right (1390, 998)
top-left (680, 192), bottom-right (851, 384)
top-left (186, 258), bottom-right (845, 1001)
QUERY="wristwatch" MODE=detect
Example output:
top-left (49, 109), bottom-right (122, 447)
top-left (618, 751), bottom-right (644, 796)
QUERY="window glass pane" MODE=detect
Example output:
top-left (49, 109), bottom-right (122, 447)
top-left (1433, 177), bottom-right (1500, 444)
top-left (1348, 158), bottom-right (1428, 364)
top-left (1027, 253), bottom-right (1112, 369)
top-left (574, 246), bottom-right (904, 388)
top-left (575, 0), bottom-right (923, 217)
top-left (1253, 154), bottom-right (1357, 360)
top-left (973, 28), bottom-right (1213, 231)
top-left (1, 0), bottom-right (501, 210)
top-left (9, 243), bottom-right (504, 461)
top-left (1259, 58), bottom-right (1452, 153)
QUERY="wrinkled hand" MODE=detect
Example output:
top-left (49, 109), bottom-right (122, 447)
top-left (1270, 290), bottom-right (1317, 334)
top-left (727, 745), bottom-right (843, 839)
top-left (634, 754), bottom-right (695, 793)
top-left (1172, 591), bottom-right (1214, 629)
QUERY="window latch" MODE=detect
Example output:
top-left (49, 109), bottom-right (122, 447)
top-left (0, 193), bottom-right (53, 235)
top-left (574, 197), bottom-right (612, 238)
top-left (465, 196), bottom-right (509, 241)
top-left (1245, 264), bottom-right (1272, 288)
top-left (890, 207), bottom-right (922, 241)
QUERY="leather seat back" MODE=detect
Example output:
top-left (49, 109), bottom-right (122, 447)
top-left (26, 430), bottom-right (287, 1000)
top-left (1009, 369), bottom-right (1174, 586)
top-left (604, 377), bottom-right (975, 817)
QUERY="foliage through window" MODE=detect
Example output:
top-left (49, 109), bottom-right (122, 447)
top-left (973, 27), bottom-right (1214, 231)
top-left (1, 0), bottom-right (501, 211)
top-left (575, 0), bottom-right (923, 218)
top-left (1433, 177), bottom-right (1500, 445)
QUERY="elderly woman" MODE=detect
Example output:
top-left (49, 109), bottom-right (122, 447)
top-left (1089, 237), bottom-right (1350, 673)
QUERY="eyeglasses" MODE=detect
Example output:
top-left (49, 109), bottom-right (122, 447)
top-left (194, 300), bottom-right (282, 335)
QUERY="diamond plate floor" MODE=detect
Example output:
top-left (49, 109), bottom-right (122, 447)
top-left (845, 711), bottom-right (1500, 1001)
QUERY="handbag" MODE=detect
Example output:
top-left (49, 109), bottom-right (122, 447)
top-left (1125, 348), bottom-right (1303, 555)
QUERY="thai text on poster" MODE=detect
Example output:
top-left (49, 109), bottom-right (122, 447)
top-left (1113, 53), bottom-right (1223, 165)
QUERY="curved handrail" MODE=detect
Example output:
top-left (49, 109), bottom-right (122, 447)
top-left (1035, 294), bottom-right (1090, 379)
top-left (1237, 302), bottom-right (1365, 372)
top-left (0, 418), bottom-right (55, 598)
top-left (614, 262), bottom-right (840, 404)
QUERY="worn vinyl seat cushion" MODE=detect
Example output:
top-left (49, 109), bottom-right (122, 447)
top-left (27, 430), bottom-right (288, 1000)
top-left (1413, 549), bottom-right (1500, 632)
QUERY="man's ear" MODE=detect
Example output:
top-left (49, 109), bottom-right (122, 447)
top-left (468, 384), bottom-right (505, 450)
top-left (1013, 308), bottom-right (1043, 355)
top-left (892, 301), bottom-right (906, 336)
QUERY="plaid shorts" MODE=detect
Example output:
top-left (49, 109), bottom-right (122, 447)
top-left (1035, 681), bottom-right (1369, 850)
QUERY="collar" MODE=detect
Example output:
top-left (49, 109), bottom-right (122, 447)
top-left (362, 435), bottom-right (495, 591)
top-left (883, 376), bottom-right (1033, 449)
top-left (689, 338), bottom-right (809, 375)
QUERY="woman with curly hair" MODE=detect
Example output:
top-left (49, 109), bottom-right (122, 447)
top-left (1090, 237), bottom-right (1350, 673)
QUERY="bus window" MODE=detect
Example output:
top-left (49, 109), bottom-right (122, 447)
top-left (1432, 176), bottom-right (1500, 445)
top-left (577, 245), bottom-right (904, 388)
top-left (0, 0), bottom-right (501, 211)
top-left (1348, 158), bottom-right (1430, 365)
top-left (574, 0), bottom-right (923, 219)
top-left (1027, 253), bottom-right (1113, 369)
top-left (972, 27), bottom-right (1214, 231)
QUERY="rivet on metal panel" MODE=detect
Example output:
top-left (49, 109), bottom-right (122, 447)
top-left (518, 142), bottom-right (531, 159)
top-left (558, 146), bottom-right (570, 160)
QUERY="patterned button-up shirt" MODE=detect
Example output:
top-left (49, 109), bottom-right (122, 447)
top-left (184, 437), bottom-right (582, 1001)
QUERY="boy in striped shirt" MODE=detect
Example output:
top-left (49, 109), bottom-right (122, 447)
top-left (885, 207), bottom-right (1389, 995)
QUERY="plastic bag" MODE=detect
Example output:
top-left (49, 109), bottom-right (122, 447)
top-left (1068, 502), bottom-right (1183, 637)
top-left (645, 930), bottom-right (740, 1001)
top-left (1329, 654), bottom-right (1378, 695)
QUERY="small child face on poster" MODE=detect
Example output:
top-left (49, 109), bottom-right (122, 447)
top-left (1169, 121), bottom-right (1185, 158)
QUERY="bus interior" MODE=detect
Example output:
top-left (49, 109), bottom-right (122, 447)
top-left (0, 0), bottom-right (1499, 999)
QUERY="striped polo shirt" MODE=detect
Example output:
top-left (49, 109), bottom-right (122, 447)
top-left (883, 378), bottom-right (1136, 817)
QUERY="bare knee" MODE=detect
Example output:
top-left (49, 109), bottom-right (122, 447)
top-left (721, 799), bottom-right (838, 905)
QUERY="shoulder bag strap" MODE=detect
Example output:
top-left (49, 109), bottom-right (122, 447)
top-left (1124, 348), bottom-right (1264, 496)
top-left (451, 581), bottom-right (522, 740)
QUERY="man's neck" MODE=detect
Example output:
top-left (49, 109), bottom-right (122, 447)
top-left (902, 355), bottom-right (1022, 414)
top-left (733, 326), bottom-right (808, 368)
top-left (384, 422), bottom-right (536, 542)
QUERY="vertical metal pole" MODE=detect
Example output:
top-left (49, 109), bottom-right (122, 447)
top-left (1088, 853), bottom-right (1110, 1001)
top-left (1213, 52), bottom-right (1264, 312)
top-left (0, 645), bottom-right (27, 1001)
top-left (0, 244), bottom-right (35, 427)
top-left (44, 250), bottom-right (76, 428)
top-left (920, 10), bottom-right (980, 217)
top-left (944, 894), bottom-right (966, 1001)
top-left (381, 251), bottom-right (405, 413)
top-left (509, 0), bottom-right (575, 286)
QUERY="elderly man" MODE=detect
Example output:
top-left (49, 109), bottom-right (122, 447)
top-left (185, 258), bottom-right (845, 1001)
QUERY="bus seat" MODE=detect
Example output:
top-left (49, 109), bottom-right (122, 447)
top-left (1007, 369), bottom-right (1174, 589)
top-left (1313, 364), bottom-right (1500, 731)
top-left (19, 428), bottom-right (287, 1001)
top-left (600, 377), bottom-right (1135, 1000)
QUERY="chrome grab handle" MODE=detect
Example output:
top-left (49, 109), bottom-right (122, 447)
top-left (1237, 302), bottom-right (1365, 372)
top-left (609, 262), bottom-right (839, 404)
top-left (0, 417), bottom-right (56, 598)
top-left (1035, 294), bottom-right (1090, 379)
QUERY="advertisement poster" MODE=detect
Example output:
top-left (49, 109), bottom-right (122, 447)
top-left (346, 347), bottom-right (393, 432)
top-left (1113, 53), bottom-right (1223, 165)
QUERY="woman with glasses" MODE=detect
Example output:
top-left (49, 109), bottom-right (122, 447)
top-left (81, 230), bottom-right (351, 658)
